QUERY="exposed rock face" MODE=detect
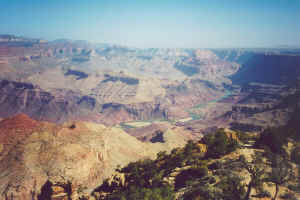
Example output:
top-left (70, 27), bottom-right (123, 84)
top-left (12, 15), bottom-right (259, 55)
top-left (0, 80), bottom-right (90, 123)
top-left (0, 38), bottom-right (237, 125)
top-left (174, 49), bottom-right (239, 81)
top-left (0, 78), bottom-right (223, 125)
top-left (219, 80), bottom-right (300, 131)
top-left (212, 49), bottom-right (256, 64)
top-left (175, 54), bottom-right (300, 131)
top-left (99, 102), bottom-right (168, 125)
top-left (0, 114), bottom-right (188, 199)
top-left (1, 36), bottom-right (300, 134)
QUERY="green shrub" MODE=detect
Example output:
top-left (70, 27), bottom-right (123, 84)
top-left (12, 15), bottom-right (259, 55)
top-left (291, 144), bottom-right (300, 165)
top-left (175, 166), bottom-right (208, 189)
top-left (202, 129), bottom-right (238, 158)
top-left (288, 184), bottom-right (300, 192)
top-left (208, 161), bottom-right (222, 170)
top-left (252, 190), bottom-right (271, 198)
top-left (108, 185), bottom-right (175, 200)
top-left (280, 192), bottom-right (298, 200)
top-left (255, 127), bottom-right (287, 154)
top-left (236, 131), bottom-right (251, 143)
top-left (216, 174), bottom-right (246, 200)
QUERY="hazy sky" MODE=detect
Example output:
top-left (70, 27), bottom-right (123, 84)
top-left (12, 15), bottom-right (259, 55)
top-left (1, 0), bottom-right (300, 48)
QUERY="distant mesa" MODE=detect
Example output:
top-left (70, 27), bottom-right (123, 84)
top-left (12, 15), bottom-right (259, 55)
top-left (0, 34), bottom-right (46, 44)
top-left (51, 38), bottom-right (73, 44)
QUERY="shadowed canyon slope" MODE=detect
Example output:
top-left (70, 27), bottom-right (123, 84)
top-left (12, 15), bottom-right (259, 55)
top-left (230, 54), bottom-right (300, 85)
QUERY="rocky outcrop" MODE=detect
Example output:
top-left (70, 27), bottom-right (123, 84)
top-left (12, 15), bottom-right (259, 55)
top-left (0, 78), bottom-right (225, 125)
top-left (229, 122), bottom-right (263, 132)
top-left (0, 114), bottom-right (188, 199)
top-left (2, 38), bottom-right (300, 129)
top-left (174, 49), bottom-right (239, 81)
top-left (0, 80), bottom-right (83, 123)
top-left (0, 39), bottom-right (233, 125)
top-left (100, 102), bottom-right (168, 122)
top-left (0, 79), bottom-right (166, 124)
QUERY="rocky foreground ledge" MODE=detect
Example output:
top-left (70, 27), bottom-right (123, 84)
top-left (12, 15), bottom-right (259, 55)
top-left (0, 114), bottom-right (189, 200)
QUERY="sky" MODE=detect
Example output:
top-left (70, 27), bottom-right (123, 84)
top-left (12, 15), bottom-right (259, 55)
top-left (0, 0), bottom-right (300, 48)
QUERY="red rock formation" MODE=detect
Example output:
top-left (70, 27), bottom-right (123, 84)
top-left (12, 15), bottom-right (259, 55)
top-left (0, 115), bottom-right (188, 199)
top-left (0, 113), bottom-right (39, 149)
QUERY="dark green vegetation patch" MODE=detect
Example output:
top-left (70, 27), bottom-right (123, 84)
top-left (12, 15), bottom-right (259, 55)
top-left (91, 127), bottom-right (300, 200)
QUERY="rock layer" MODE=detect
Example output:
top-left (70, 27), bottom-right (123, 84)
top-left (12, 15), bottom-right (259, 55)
top-left (0, 114), bottom-right (188, 199)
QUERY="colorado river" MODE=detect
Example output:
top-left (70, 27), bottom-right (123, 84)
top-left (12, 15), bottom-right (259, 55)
top-left (120, 90), bottom-right (233, 128)
top-left (187, 89), bottom-right (232, 120)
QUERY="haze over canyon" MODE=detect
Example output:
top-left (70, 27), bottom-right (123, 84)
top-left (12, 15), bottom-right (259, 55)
top-left (0, 34), bottom-right (300, 199)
